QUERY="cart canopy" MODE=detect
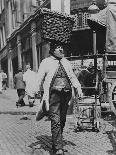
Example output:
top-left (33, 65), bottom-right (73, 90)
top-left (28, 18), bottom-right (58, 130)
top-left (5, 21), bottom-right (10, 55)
top-left (87, 7), bottom-right (106, 31)
top-left (87, 0), bottom-right (116, 53)
top-left (106, 0), bottom-right (116, 53)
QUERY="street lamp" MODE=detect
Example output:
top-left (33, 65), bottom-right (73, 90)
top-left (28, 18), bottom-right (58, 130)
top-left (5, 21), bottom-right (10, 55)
top-left (88, 0), bottom-right (100, 125)
top-left (88, 0), bottom-right (100, 75)
top-left (88, 0), bottom-right (100, 14)
top-left (88, 0), bottom-right (100, 55)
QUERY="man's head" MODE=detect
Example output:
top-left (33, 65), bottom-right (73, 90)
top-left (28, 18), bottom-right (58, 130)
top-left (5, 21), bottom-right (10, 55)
top-left (50, 42), bottom-right (64, 59)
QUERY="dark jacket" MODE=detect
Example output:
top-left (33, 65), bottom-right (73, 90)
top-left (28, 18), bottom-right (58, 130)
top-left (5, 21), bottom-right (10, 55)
top-left (14, 72), bottom-right (25, 89)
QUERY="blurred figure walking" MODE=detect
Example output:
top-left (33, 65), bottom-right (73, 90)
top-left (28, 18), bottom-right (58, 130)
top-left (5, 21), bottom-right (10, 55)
top-left (14, 68), bottom-right (25, 107)
top-left (23, 64), bottom-right (37, 107)
top-left (0, 70), bottom-right (3, 93)
top-left (1, 70), bottom-right (7, 90)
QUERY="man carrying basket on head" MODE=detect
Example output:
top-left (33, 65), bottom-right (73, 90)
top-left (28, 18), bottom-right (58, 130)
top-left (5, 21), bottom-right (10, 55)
top-left (36, 42), bottom-right (83, 155)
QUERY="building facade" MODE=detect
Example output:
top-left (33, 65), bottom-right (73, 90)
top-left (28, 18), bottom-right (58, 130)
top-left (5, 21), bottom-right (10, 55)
top-left (70, 0), bottom-right (106, 56)
top-left (0, 0), bottom-right (41, 87)
top-left (0, 0), bottom-right (105, 88)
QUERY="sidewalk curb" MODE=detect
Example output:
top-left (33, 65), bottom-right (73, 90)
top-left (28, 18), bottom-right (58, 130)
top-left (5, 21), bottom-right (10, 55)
top-left (0, 111), bottom-right (36, 115)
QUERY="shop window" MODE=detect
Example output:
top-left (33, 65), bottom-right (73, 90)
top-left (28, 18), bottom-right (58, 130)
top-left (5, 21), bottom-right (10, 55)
top-left (83, 12), bottom-right (89, 27)
top-left (0, 28), bottom-right (3, 48)
top-left (23, 0), bottom-right (32, 21)
top-left (73, 14), bottom-right (78, 30)
top-left (11, 0), bottom-right (17, 29)
top-left (0, 0), bottom-right (1, 14)
top-left (12, 11), bottom-right (16, 29)
top-left (31, 0), bottom-right (37, 7)
top-left (78, 12), bottom-right (83, 27)
top-left (1, 0), bottom-right (4, 11)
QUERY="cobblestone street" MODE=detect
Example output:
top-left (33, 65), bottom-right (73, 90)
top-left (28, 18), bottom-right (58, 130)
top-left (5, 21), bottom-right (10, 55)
top-left (0, 88), bottom-right (116, 155)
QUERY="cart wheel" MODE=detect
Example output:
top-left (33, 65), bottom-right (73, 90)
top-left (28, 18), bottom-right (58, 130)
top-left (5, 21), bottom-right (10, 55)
top-left (92, 120), bottom-right (100, 132)
top-left (109, 82), bottom-right (116, 115)
top-left (96, 121), bottom-right (100, 132)
top-left (92, 126), bottom-right (96, 132)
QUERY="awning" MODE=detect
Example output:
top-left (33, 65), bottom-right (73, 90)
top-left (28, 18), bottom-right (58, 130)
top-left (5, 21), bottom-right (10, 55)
top-left (88, 0), bottom-right (116, 53)
top-left (106, 0), bottom-right (116, 53)
top-left (87, 7), bottom-right (107, 32)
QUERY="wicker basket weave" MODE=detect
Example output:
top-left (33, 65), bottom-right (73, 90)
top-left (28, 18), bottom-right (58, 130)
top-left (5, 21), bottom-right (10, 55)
top-left (38, 8), bottom-right (74, 43)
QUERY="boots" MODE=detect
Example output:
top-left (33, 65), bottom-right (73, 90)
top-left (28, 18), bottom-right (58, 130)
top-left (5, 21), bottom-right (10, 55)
top-left (16, 99), bottom-right (25, 107)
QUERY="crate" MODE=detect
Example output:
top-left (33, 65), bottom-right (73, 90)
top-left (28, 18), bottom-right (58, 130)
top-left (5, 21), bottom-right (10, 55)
top-left (73, 96), bottom-right (101, 130)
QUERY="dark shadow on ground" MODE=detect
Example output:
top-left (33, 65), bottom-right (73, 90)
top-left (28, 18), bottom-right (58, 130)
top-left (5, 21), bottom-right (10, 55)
top-left (106, 131), bottom-right (116, 155)
top-left (16, 104), bottom-right (36, 107)
top-left (102, 112), bottom-right (116, 155)
top-left (28, 134), bottom-right (75, 155)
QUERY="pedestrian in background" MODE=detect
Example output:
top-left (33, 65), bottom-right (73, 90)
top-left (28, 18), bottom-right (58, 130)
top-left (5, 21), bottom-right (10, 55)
top-left (36, 42), bottom-right (83, 155)
top-left (1, 70), bottom-right (7, 90)
top-left (0, 70), bottom-right (3, 94)
top-left (23, 64), bottom-right (37, 107)
top-left (14, 68), bottom-right (25, 107)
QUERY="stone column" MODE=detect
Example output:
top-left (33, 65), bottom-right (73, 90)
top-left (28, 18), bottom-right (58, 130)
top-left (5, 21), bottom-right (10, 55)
top-left (38, 46), bottom-right (41, 67)
top-left (8, 0), bottom-right (12, 35)
top-left (51, 0), bottom-right (61, 12)
top-left (42, 42), bottom-right (50, 59)
top-left (22, 53), bottom-right (26, 72)
top-left (17, 34), bottom-right (22, 69)
top-left (8, 42), bottom-right (14, 88)
top-left (61, 0), bottom-right (64, 13)
top-left (31, 21), bottom-right (38, 72)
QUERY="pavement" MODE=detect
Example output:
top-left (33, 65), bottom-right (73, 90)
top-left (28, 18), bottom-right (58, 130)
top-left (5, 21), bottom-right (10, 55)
top-left (0, 88), bottom-right (39, 115)
top-left (0, 88), bottom-right (116, 155)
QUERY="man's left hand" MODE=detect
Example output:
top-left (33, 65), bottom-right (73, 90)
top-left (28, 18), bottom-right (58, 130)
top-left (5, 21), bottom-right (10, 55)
top-left (77, 87), bottom-right (83, 99)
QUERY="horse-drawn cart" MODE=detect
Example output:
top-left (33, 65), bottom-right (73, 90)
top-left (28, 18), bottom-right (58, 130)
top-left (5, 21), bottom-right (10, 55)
top-left (71, 0), bottom-right (116, 131)
top-left (70, 55), bottom-right (102, 131)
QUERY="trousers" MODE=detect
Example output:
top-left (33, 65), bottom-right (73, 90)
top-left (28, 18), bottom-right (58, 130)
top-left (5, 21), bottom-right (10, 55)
top-left (49, 89), bottom-right (72, 151)
top-left (17, 89), bottom-right (25, 105)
